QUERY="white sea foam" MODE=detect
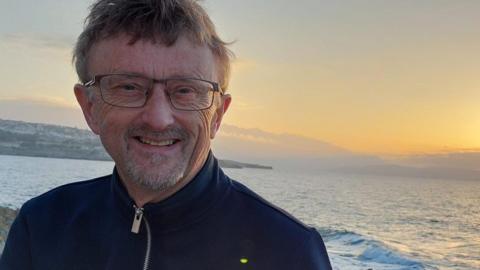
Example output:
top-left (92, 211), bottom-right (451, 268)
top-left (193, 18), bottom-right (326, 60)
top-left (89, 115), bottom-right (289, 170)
top-left (320, 229), bottom-right (426, 270)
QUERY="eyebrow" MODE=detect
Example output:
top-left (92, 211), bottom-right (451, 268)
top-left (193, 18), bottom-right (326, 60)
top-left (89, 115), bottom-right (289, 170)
top-left (106, 69), bottom-right (208, 81)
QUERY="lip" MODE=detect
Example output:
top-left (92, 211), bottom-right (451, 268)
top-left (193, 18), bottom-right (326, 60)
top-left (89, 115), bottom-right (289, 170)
top-left (136, 136), bottom-right (179, 146)
top-left (131, 136), bottom-right (182, 154)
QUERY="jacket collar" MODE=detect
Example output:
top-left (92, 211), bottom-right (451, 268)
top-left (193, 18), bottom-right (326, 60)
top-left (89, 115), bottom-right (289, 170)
top-left (110, 152), bottom-right (229, 232)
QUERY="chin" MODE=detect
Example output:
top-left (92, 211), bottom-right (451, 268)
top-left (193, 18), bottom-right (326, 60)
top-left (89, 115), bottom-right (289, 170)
top-left (124, 159), bottom-right (187, 191)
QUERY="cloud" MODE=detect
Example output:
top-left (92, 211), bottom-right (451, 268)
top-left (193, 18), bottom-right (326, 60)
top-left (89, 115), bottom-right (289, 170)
top-left (391, 151), bottom-right (480, 171)
top-left (218, 123), bottom-right (350, 154)
top-left (212, 127), bottom-right (385, 172)
top-left (0, 96), bottom-right (76, 109)
top-left (1, 33), bottom-right (74, 50)
top-left (334, 151), bottom-right (480, 180)
top-left (0, 97), bottom-right (386, 172)
top-left (231, 58), bottom-right (257, 74)
top-left (212, 123), bottom-right (382, 171)
top-left (329, 164), bottom-right (480, 181)
top-left (0, 97), bottom-right (348, 158)
top-left (229, 100), bottom-right (263, 111)
top-left (0, 97), bottom-right (87, 129)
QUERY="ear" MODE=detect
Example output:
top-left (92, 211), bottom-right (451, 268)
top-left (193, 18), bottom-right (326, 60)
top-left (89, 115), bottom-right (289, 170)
top-left (74, 84), bottom-right (101, 134)
top-left (210, 93), bottom-right (231, 139)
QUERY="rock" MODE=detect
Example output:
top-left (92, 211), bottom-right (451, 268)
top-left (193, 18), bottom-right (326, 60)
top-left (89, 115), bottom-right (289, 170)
top-left (0, 206), bottom-right (18, 253)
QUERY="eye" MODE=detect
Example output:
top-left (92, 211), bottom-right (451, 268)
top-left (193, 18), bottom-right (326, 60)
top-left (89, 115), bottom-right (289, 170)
top-left (174, 87), bottom-right (197, 95)
top-left (123, 84), bottom-right (136, 91)
top-left (108, 82), bottom-right (145, 95)
top-left (118, 83), bottom-right (141, 91)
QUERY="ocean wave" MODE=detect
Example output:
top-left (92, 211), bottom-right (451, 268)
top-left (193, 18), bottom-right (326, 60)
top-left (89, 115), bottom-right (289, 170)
top-left (317, 228), bottom-right (427, 270)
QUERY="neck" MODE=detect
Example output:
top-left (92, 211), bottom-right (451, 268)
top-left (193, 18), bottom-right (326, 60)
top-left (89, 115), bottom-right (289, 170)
top-left (123, 178), bottom-right (191, 207)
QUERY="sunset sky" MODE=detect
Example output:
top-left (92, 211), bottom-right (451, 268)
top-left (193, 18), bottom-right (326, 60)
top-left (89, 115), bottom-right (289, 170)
top-left (1, 0), bottom-right (479, 155)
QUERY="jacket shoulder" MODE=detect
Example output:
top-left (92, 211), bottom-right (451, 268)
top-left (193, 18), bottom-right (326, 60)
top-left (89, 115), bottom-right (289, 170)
top-left (21, 175), bottom-right (111, 214)
top-left (225, 177), bottom-right (332, 269)
top-left (228, 177), bottom-right (313, 233)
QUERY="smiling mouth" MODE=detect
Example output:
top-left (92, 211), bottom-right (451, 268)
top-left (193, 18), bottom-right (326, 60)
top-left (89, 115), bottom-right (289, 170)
top-left (136, 137), bottom-right (179, 147)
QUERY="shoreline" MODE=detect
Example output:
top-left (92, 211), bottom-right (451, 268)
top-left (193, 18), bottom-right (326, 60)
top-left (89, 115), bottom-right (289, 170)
top-left (0, 153), bottom-right (273, 170)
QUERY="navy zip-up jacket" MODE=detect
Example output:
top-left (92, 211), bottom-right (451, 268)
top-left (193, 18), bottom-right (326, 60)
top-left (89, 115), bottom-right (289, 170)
top-left (0, 154), bottom-right (331, 269)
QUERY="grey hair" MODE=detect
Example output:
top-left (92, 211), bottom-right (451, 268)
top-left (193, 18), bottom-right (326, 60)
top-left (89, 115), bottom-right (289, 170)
top-left (73, 0), bottom-right (234, 91)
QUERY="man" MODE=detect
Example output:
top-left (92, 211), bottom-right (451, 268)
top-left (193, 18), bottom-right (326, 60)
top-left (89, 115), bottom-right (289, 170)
top-left (0, 0), bottom-right (331, 269)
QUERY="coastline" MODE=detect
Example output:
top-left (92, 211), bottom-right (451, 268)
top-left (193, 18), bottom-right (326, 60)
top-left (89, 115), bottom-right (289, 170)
top-left (0, 118), bottom-right (272, 170)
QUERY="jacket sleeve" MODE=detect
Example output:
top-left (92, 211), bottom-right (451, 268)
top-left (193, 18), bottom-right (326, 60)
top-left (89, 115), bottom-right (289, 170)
top-left (0, 206), bottom-right (33, 270)
top-left (295, 228), bottom-right (332, 270)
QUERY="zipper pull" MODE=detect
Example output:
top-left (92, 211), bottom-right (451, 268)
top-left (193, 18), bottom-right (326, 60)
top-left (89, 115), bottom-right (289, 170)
top-left (131, 205), bottom-right (144, 234)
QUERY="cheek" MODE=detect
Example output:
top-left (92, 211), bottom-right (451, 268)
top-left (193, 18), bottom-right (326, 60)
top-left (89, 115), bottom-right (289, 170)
top-left (95, 103), bottom-right (122, 124)
top-left (188, 108), bottom-right (216, 151)
top-left (199, 109), bottom-right (216, 138)
top-left (93, 104), bottom-right (128, 138)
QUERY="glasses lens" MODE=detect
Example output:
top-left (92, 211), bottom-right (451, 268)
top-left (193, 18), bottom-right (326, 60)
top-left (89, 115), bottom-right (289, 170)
top-left (99, 74), bottom-right (151, 107)
top-left (166, 79), bottom-right (214, 110)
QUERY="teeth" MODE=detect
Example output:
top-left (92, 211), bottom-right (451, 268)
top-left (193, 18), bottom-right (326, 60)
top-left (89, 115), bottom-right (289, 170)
top-left (139, 138), bottom-right (175, 146)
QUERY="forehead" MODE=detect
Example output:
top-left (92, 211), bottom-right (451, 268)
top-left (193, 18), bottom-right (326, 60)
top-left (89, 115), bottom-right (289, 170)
top-left (87, 33), bottom-right (217, 80)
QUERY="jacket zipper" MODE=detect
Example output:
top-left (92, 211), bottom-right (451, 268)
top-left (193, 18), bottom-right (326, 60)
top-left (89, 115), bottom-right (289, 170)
top-left (131, 206), bottom-right (144, 234)
top-left (143, 217), bottom-right (152, 270)
top-left (132, 205), bottom-right (152, 270)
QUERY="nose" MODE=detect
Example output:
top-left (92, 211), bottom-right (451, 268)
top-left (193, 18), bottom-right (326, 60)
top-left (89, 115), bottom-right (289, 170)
top-left (139, 84), bottom-right (176, 130)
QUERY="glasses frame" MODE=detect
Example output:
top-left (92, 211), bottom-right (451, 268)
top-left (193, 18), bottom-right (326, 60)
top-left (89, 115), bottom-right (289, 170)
top-left (83, 73), bottom-right (223, 111)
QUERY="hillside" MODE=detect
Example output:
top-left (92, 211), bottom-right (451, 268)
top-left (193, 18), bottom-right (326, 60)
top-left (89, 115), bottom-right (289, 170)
top-left (0, 118), bottom-right (109, 160)
top-left (0, 118), bottom-right (271, 169)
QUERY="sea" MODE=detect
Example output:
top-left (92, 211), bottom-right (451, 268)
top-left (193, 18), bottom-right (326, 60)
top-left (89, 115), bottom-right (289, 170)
top-left (0, 154), bottom-right (478, 270)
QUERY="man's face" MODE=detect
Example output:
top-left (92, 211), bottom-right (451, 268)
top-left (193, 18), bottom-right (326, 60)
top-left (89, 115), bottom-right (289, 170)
top-left (75, 34), bottom-right (230, 192)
